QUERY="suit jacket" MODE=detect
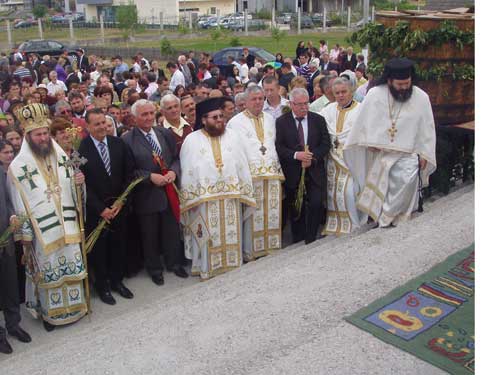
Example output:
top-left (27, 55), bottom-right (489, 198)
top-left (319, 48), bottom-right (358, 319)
top-left (0, 167), bottom-right (15, 249)
top-left (121, 126), bottom-right (180, 215)
top-left (275, 111), bottom-right (331, 191)
top-left (78, 55), bottom-right (89, 72)
top-left (308, 70), bottom-right (321, 98)
top-left (342, 53), bottom-right (357, 72)
top-left (150, 68), bottom-right (165, 79)
top-left (78, 135), bottom-right (134, 230)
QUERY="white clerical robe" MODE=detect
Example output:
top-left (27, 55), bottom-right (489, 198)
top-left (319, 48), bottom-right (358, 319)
top-left (321, 101), bottom-right (366, 235)
top-left (180, 129), bottom-right (256, 280)
top-left (8, 140), bottom-right (87, 326)
top-left (343, 85), bottom-right (436, 227)
top-left (227, 111), bottom-right (285, 261)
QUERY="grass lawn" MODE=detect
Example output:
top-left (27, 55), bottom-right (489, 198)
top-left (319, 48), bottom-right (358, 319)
top-left (0, 26), bottom-right (167, 46)
top-left (126, 31), bottom-right (355, 57)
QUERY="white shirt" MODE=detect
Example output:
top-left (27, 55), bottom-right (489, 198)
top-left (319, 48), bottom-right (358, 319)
top-left (169, 69), bottom-right (185, 91)
top-left (292, 113), bottom-right (308, 160)
top-left (132, 62), bottom-right (141, 73)
top-left (240, 63), bottom-right (249, 80)
top-left (263, 97), bottom-right (289, 120)
top-left (202, 71), bottom-right (212, 80)
top-left (47, 80), bottom-right (68, 95)
top-left (90, 135), bottom-right (109, 166)
top-left (138, 127), bottom-right (162, 151)
top-left (145, 82), bottom-right (158, 99)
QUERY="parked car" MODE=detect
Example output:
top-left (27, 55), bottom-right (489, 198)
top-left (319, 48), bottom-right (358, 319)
top-left (290, 15), bottom-right (315, 29)
top-left (277, 13), bottom-right (292, 24)
top-left (227, 19), bottom-right (267, 32)
top-left (17, 39), bottom-right (79, 58)
top-left (213, 47), bottom-right (275, 77)
top-left (14, 20), bottom-right (34, 29)
top-left (311, 13), bottom-right (335, 27)
top-left (50, 15), bottom-right (69, 24)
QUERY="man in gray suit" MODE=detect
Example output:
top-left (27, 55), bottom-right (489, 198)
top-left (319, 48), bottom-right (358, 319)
top-left (0, 167), bottom-right (31, 354)
top-left (122, 99), bottom-right (187, 285)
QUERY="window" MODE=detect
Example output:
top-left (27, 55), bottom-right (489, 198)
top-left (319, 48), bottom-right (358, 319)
top-left (210, 7), bottom-right (216, 14)
top-left (47, 41), bottom-right (63, 50)
top-left (243, 1), bottom-right (248, 11)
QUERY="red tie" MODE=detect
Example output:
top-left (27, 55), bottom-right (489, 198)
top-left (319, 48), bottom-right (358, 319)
top-left (297, 117), bottom-right (305, 148)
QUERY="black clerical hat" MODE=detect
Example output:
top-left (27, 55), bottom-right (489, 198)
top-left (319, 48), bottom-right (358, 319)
top-left (383, 58), bottom-right (415, 80)
top-left (194, 98), bottom-right (222, 130)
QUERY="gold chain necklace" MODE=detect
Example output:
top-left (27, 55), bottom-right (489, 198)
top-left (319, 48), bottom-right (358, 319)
top-left (387, 90), bottom-right (404, 142)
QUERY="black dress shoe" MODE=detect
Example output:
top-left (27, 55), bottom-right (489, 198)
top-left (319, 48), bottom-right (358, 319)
top-left (8, 326), bottom-right (31, 343)
top-left (43, 321), bottom-right (55, 332)
top-left (111, 281), bottom-right (134, 299)
top-left (98, 287), bottom-right (116, 305)
top-left (167, 265), bottom-right (189, 278)
top-left (151, 274), bottom-right (164, 285)
top-left (0, 337), bottom-right (13, 354)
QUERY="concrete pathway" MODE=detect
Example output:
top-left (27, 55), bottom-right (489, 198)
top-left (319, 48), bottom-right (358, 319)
top-left (1, 185), bottom-right (474, 375)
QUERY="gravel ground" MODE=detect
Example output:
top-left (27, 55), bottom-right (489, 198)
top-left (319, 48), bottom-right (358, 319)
top-left (0, 185), bottom-right (474, 375)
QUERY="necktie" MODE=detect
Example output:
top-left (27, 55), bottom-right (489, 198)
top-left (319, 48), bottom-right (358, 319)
top-left (297, 117), bottom-right (305, 148)
top-left (146, 132), bottom-right (162, 157)
top-left (98, 141), bottom-right (111, 176)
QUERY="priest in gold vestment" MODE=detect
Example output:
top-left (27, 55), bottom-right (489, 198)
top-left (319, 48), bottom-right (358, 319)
top-left (180, 98), bottom-right (256, 280)
top-left (227, 85), bottom-right (285, 261)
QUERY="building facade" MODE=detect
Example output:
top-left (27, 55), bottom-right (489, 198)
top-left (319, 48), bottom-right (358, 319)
top-left (77, 0), bottom-right (235, 22)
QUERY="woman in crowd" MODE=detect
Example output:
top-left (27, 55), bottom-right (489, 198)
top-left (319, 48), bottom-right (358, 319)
top-left (1, 126), bottom-right (22, 155)
top-left (49, 117), bottom-right (73, 156)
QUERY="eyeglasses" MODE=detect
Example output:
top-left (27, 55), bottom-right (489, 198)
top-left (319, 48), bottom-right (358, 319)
top-left (291, 102), bottom-right (309, 107)
top-left (60, 109), bottom-right (72, 114)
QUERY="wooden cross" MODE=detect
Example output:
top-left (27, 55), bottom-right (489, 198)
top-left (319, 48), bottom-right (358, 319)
top-left (18, 165), bottom-right (39, 190)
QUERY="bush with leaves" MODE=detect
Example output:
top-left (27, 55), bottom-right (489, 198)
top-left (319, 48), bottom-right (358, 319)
top-left (160, 38), bottom-right (175, 57)
top-left (229, 36), bottom-right (242, 47)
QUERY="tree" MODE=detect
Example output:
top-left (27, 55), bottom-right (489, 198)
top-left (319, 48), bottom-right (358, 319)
top-left (270, 26), bottom-right (286, 49)
top-left (33, 4), bottom-right (48, 19)
top-left (116, 3), bottom-right (138, 40)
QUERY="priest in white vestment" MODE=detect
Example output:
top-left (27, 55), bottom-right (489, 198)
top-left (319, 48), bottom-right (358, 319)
top-left (180, 98), bottom-right (256, 280)
top-left (226, 85), bottom-right (285, 261)
top-left (8, 103), bottom-right (88, 331)
top-left (321, 77), bottom-right (366, 235)
top-left (343, 58), bottom-right (436, 227)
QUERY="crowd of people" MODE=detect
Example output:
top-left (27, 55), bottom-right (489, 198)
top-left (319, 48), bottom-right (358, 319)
top-left (0, 39), bottom-right (436, 355)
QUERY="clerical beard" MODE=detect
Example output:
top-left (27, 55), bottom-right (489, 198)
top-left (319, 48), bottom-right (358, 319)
top-left (27, 135), bottom-right (55, 159)
top-left (205, 122), bottom-right (225, 137)
top-left (389, 83), bottom-right (413, 102)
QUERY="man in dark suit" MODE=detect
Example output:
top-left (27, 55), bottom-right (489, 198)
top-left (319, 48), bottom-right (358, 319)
top-left (307, 60), bottom-right (321, 99)
top-left (76, 48), bottom-right (89, 73)
top-left (79, 108), bottom-right (134, 305)
top-left (275, 88), bottom-right (331, 244)
top-left (341, 47), bottom-right (357, 72)
top-left (0, 166), bottom-right (31, 353)
top-left (122, 99), bottom-right (187, 285)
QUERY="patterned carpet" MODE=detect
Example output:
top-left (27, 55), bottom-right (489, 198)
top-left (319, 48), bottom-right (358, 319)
top-left (346, 244), bottom-right (475, 374)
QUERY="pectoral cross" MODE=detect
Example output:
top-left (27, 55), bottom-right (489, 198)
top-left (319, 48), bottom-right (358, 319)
top-left (44, 184), bottom-right (61, 203)
top-left (259, 144), bottom-right (267, 155)
top-left (18, 165), bottom-right (39, 190)
top-left (388, 122), bottom-right (398, 142)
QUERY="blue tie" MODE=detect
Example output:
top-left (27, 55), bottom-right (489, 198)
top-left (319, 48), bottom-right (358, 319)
top-left (98, 142), bottom-right (111, 176)
top-left (146, 132), bottom-right (162, 157)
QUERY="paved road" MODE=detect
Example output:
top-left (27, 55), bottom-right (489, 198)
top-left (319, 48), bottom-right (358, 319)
top-left (1, 185), bottom-right (474, 375)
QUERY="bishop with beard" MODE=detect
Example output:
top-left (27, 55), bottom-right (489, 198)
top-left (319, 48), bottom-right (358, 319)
top-left (179, 98), bottom-right (256, 280)
top-left (343, 58), bottom-right (436, 227)
top-left (8, 104), bottom-right (88, 331)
